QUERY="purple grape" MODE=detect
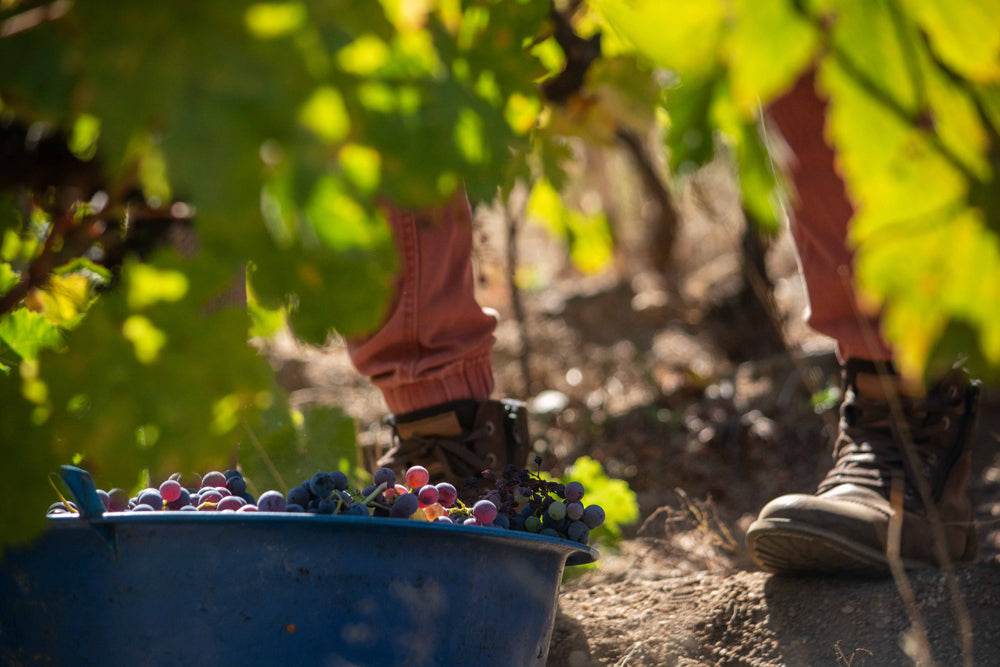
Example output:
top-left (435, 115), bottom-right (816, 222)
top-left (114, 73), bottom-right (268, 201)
top-left (543, 515), bottom-right (567, 532)
top-left (309, 472), bottom-right (334, 499)
top-left (285, 503), bottom-right (305, 513)
top-left (492, 514), bottom-right (510, 530)
top-left (567, 520), bottom-right (589, 543)
top-left (435, 482), bottom-right (457, 507)
top-left (108, 488), bottom-right (130, 512)
top-left (217, 496), bottom-right (245, 511)
top-left (237, 504), bottom-right (258, 512)
top-left (317, 498), bottom-right (337, 514)
top-left (373, 468), bottom-right (396, 488)
top-left (216, 487), bottom-right (232, 498)
top-left (510, 516), bottom-right (526, 531)
top-left (286, 485), bottom-right (310, 507)
top-left (200, 489), bottom-right (223, 505)
top-left (137, 489), bottom-right (164, 511)
top-left (435, 515), bottom-right (454, 524)
top-left (241, 491), bottom-right (255, 504)
top-left (257, 490), bottom-right (286, 512)
top-left (417, 485), bottom-right (439, 506)
top-left (564, 481), bottom-right (585, 503)
top-left (582, 504), bottom-right (605, 529)
top-left (472, 500), bottom-right (497, 525)
top-left (167, 488), bottom-right (192, 510)
top-left (179, 505), bottom-right (198, 511)
top-left (328, 471), bottom-right (349, 491)
top-left (389, 492), bottom-right (419, 518)
top-left (223, 469), bottom-right (241, 480)
top-left (539, 528), bottom-right (559, 538)
top-left (346, 503), bottom-right (370, 516)
top-left (132, 504), bottom-right (155, 512)
top-left (96, 490), bottom-right (111, 510)
top-left (226, 475), bottom-right (247, 496)
top-left (566, 501), bottom-right (584, 521)
top-left (201, 471), bottom-right (227, 489)
top-left (335, 491), bottom-right (352, 509)
top-left (159, 479), bottom-right (182, 503)
top-left (463, 517), bottom-right (479, 526)
top-left (405, 466), bottom-right (429, 490)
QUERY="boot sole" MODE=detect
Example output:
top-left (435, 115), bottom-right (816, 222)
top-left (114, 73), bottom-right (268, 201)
top-left (746, 518), bottom-right (925, 576)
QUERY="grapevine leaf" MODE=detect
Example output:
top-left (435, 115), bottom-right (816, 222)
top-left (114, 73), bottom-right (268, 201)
top-left (238, 399), bottom-right (358, 495)
top-left (0, 372), bottom-right (66, 550)
top-left (0, 309), bottom-right (65, 361)
top-left (663, 73), bottom-right (722, 174)
top-left (902, 0), bottom-right (1000, 84)
top-left (36, 253), bottom-right (276, 489)
top-left (725, 0), bottom-right (818, 115)
top-left (0, 262), bottom-right (17, 295)
top-left (595, 0), bottom-right (725, 79)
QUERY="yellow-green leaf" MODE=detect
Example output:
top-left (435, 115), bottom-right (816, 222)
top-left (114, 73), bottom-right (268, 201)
top-left (126, 264), bottom-right (190, 311)
top-left (596, 0), bottom-right (725, 78)
top-left (725, 0), bottom-right (818, 114)
top-left (300, 86), bottom-right (351, 145)
top-left (0, 309), bottom-right (65, 361)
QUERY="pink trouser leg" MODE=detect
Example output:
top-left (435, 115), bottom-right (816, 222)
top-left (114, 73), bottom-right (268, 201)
top-left (769, 72), bottom-right (894, 362)
top-left (345, 192), bottom-right (497, 414)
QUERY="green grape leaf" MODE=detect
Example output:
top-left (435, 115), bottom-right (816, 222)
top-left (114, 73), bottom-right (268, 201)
top-left (0, 308), bottom-right (65, 361)
top-left (37, 253), bottom-right (276, 489)
top-left (0, 18), bottom-right (75, 119)
top-left (855, 207), bottom-right (1000, 379)
top-left (0, 262), bottom-right (17, 295)
top-left (237, 400), bottom-right (359, 496)
top-left (902, 0), bottom-right (1000, 84)
top-left (526, 179), bottom-right (614, 275)
top-left (663, 73), bottom-right (723, 174)
top-left (596, 0), bottom-right (725, 79)
top-left (0, 372), bottom-right (67, 550)
top-left (725, 0), bottom-right (818, 114)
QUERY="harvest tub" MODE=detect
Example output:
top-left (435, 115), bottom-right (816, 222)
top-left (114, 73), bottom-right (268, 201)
top-left (0, 468), bottom-right (597, 666)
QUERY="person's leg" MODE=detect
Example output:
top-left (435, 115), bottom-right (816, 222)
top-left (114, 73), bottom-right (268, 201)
top-left (346, 191), bottom-right (529, 484)
top-left (745, 73), bottom-right (980, 574)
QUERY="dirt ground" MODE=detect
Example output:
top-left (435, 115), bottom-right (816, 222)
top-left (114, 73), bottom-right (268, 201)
top-left (264, 163), bottom-right (1000, 666)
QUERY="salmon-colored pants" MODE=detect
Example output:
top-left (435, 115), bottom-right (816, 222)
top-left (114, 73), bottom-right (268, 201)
top-left (347, 73), bottom-right (891, 414)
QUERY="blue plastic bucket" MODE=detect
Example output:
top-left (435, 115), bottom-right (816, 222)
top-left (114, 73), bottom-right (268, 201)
top-left (0, 468), bottom-right (596, 666)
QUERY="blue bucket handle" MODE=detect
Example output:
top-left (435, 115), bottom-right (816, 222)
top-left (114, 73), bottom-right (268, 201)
top-left (59, 465), bottom-right (106, 518)
top-left (59, 465), bottom-right (118, 557)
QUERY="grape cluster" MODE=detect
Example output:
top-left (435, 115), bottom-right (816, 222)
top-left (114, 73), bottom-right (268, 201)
top-left (47, 461), bottom-right (606, 546)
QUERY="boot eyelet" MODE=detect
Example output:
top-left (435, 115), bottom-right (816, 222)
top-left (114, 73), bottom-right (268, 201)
top-left (485, 421), bottom-right (496, 435)
top-left (941, 417), bottom-right (951, 430)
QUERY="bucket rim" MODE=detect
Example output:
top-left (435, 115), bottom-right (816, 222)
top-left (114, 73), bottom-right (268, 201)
top-left (45, 511), bottom-right (599, 565)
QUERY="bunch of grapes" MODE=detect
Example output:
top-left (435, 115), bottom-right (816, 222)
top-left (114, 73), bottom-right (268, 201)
top-left (47, 461), bottom-right (605, 546)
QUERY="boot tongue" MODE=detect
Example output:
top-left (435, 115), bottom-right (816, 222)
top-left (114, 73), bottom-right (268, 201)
top-left (854, 371), bottom-right (926, 401)
top-left (395, 411), bottom-right (464, 439)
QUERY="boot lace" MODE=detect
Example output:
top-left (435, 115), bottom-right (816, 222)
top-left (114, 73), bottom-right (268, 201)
top-left (378, 422), bottom-right (495, 481)
top-left (817, 375), bottom-right (967, 507)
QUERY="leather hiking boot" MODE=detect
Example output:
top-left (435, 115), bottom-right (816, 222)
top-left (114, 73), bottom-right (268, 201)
top-left (746, 359), bottom-right (981, 575)
top-left (378, 398), bottom-right (531, 487)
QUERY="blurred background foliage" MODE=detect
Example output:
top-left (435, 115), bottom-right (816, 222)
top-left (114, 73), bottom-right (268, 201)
top-left (1, 0), bottom-right (999, 549)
